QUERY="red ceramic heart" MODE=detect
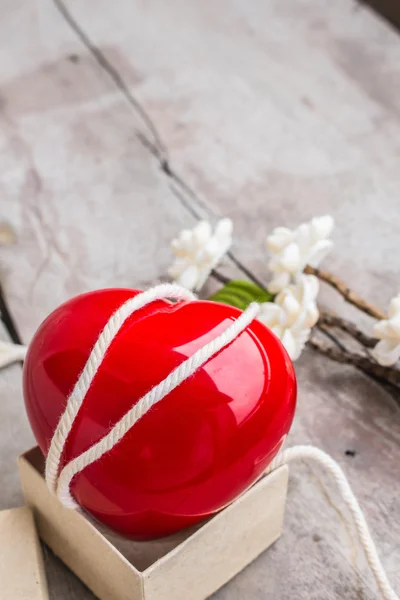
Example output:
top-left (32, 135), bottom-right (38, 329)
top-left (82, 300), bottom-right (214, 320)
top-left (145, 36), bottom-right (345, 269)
top-left (23, 288), bottom-right (296, 540)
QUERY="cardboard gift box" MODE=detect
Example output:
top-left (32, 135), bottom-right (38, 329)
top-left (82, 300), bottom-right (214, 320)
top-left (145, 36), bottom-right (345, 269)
top-left (18, 447), bottom-right (288, 600)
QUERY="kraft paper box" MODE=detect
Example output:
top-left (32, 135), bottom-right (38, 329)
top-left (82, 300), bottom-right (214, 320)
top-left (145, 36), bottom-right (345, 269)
top-left (18, 447), bottom-right (288, 600)
top-left (0, 505), bottom-right (48, 600)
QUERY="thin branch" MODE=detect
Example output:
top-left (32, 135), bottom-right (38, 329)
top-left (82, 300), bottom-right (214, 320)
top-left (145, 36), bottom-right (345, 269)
top-left (211, 274), bottom-right (378, 352)
top-left (319, 311), bottom-right (377, 348)
top-left (225, 251), bottom-right (267, 290)
top-left (317, 324), bottom-right (348, 353)
top-left (308, 338), bottom-right (400, 390)
top-left (308, 338), bottom-right (349, 364)
top-left (305, 265), bottom-right (386, 321)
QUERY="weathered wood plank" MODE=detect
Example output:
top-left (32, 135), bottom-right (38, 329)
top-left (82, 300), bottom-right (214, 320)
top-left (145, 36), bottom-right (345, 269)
top-left (0, 1), bottom-right (399, 599)
top-left (62, 0), bottom-right (400, 308)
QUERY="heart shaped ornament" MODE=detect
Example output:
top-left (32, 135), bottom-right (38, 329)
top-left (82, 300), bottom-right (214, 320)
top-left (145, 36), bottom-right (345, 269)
top-left (23, 287), bottom-right (296, 540)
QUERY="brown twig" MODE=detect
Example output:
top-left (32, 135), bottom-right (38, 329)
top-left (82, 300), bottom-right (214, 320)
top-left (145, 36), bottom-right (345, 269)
top-left (318, 311), bottom-right (377, 349)
top-left (305, 265), bottom-right (386, 321)
top-left (212, 272), bottom-right (378, 349)
top-left (308, 338), bottom-right (400, 390)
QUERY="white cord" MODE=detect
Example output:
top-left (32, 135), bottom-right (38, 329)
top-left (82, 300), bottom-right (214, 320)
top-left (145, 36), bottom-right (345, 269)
top-left (45, 284), bottom-right (196, 496)
top-left (44, 284), bottom-right (398, 600)
top-left (267, 446), bottom-right (399, 600)
top-left (45, 283), bottom-right (260, 507)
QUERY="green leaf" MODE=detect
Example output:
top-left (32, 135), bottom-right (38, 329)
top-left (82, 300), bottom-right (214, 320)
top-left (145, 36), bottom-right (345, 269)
top-left (208, 280), bottom-right (273, 310)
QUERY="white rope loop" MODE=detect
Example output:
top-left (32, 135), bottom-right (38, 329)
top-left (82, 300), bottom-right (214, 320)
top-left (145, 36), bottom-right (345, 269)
top-left (45, 284), bottom-right (196, 496)
top-left (267, 446), bottom-right (399, 600)
top-left (45, 283), bottom-right (260, 507)
top-left (56, 300), bottom-right (260, 507)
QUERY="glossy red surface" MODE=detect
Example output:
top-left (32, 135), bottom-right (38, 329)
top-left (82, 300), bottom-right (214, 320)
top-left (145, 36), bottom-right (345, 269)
top-left (23, 289), bottom-right (296, 539)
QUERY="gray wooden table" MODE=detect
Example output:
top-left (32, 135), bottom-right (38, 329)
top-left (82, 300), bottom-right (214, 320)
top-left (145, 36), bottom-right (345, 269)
top-left (0, 0), bottom-right (399, 598)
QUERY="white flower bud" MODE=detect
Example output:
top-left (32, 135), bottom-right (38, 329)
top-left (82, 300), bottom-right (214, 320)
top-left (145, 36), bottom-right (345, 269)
top-left (259, 274), bottom-right (319, 361)
top-left (168, 219), bottom-right (233, 292)
top-left (266, 215), bottom-right (334, 291)
top-left (310, 215), bottom-right (335, 240)
top-left (266, 227), bottom-right (293, 253)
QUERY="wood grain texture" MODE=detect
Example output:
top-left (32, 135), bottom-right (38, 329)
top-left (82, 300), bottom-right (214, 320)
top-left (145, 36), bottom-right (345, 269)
top-left (0, 0), bottom-right (241, 341)
top-left (0, 0), bottom-right (399, 599)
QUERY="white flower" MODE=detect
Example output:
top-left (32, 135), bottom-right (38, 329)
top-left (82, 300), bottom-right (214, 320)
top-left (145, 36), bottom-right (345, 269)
top-left (168, 219), bottom-right (233, 291)
top-left (258, 274), bottom-right (319, 360)
top-left (372, 294), bottom-right (400, 366)
top-left (267, 215), bottom-right (334, 293)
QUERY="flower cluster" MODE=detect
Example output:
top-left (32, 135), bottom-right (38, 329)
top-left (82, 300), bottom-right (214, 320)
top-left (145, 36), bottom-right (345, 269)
top-left (257, 275), bottom-right (319, 360)
top-left (266, 215), bottom-right (334, 294)
top-left (167, 215), bottom-right (333, 361)
top-left (168, 219), bottom-right (233, 292)
top-left (372, 294), bottom-right (400, 366)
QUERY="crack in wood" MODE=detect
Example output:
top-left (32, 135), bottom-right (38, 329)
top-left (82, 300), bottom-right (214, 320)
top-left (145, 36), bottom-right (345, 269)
top-left (52, 0), bottom-right (268, 292)
top-left (52, 0), bottom-right (168, 165)
top-left (363, 0), bottom-right (400, 33)
top-left (0, 283), bottom-right (23, 345)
